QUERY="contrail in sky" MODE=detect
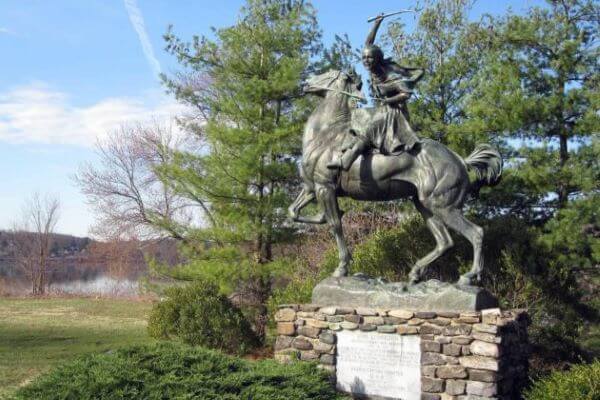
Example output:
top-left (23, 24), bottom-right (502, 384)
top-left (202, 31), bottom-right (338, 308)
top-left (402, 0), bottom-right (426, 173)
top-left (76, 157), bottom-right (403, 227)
top-left (124, 0), bottom-right (161, 78)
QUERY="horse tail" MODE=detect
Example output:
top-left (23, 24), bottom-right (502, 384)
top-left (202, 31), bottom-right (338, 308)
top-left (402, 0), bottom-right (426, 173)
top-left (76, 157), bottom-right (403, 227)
top-left (464, 144), bottom-right (503, 192)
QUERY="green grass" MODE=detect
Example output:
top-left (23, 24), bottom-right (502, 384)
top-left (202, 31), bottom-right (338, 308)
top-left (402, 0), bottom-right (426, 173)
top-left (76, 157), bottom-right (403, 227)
top-left (0, 297), bottom-right (154, 398)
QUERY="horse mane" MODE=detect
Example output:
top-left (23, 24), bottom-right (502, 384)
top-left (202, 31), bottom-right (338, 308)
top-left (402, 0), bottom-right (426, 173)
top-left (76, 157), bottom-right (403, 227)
top-left (304, 119), bottom-right (350, 162)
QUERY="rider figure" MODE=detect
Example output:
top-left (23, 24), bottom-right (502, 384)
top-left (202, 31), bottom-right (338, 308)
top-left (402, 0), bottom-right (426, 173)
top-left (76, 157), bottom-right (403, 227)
top-left (327, 14), bottom-right (424, 170)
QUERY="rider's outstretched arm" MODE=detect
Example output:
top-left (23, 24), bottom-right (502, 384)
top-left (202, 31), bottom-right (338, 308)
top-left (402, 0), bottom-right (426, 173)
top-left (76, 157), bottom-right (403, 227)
top-left (365, 15), bottom-right (384, 46)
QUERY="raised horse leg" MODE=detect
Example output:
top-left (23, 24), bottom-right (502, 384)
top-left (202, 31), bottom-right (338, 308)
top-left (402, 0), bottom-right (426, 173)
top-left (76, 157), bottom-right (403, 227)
top-left (438, 208), bottom-right (484, 286)
top-left (408, 202), bottom-right (454, 284)
top-left (288, 186), bottom-right (326, 224)
top-left (316, 184), bottom-right (350, 277)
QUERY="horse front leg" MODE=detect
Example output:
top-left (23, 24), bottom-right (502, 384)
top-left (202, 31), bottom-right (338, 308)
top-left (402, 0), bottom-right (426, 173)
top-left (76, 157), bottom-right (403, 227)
top-left (316, 185), bottom-right (350, 277)
top-left (288, 185), bottom-right (327, 224)
top-left (288, 186), bottom-right (314, 219)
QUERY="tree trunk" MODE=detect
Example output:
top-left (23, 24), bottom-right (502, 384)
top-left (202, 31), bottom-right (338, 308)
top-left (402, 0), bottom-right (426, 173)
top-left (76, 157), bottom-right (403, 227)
top-left (557, 132), bottom-right (569, 208)
top-left (557, 74), bottom-right (569, 209)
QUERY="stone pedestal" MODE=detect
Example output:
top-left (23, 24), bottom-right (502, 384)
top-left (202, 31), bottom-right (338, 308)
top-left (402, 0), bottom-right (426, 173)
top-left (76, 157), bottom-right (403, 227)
top-left (274, 304), bottom-right (529, 400)
top-left (313, 277), bottom-right (499, 312)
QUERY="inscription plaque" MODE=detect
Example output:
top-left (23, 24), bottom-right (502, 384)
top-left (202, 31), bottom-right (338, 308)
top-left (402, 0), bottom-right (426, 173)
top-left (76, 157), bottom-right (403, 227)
top-left (336, 331), bottom-right (421, 400)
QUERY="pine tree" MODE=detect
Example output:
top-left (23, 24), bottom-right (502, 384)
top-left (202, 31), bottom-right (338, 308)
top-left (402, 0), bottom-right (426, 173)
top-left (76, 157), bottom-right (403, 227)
top-left (466, 1), bottom-right (599, 362)
top-left (469, 0), bottom-right (599, 218)
top-left (159, 0), bottom-right (322, 338)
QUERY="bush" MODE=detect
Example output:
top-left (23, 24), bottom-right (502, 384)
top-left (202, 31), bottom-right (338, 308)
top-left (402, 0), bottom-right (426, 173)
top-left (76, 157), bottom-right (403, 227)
top-left (524, 360), bottom-right (600, 400)
top-left (266, 255), bottom-right (337, 310)
top-left (13, 342), bottom-right (347, 400)
top-left (319, 213), bottom-right (472, 282)
top-left (147, 281), bottom-right (259, 355)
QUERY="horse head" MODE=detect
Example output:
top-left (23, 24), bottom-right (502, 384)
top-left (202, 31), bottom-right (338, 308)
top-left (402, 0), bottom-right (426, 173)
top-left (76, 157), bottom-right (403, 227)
top-left (303, 69), bottom-right (365, 103)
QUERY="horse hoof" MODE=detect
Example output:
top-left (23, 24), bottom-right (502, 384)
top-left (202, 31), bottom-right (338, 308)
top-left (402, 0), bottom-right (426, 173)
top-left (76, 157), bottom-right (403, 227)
top-left (458, 272), bottom-right (481, 286)
top-left (457, 272), bottom-right (481, 286)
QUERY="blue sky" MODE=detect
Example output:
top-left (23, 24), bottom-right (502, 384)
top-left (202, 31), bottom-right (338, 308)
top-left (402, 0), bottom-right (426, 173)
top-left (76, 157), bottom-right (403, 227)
top-left (0, 0), bottom-right (546, 237)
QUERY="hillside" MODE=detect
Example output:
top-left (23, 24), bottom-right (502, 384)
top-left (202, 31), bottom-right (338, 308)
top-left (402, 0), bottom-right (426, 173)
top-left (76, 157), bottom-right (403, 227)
top-left (0, 231), bottom-right (91, 258)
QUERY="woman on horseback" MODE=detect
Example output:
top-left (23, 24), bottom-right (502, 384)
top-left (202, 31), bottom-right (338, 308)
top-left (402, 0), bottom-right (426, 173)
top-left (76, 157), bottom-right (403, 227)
top-left (327, 14), bottom-right (424, 170)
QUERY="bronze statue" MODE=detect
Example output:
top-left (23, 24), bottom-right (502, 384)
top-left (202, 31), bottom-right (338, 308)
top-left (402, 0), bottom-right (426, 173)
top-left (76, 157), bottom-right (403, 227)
top-left (288, 17), bottom-right (502, 286)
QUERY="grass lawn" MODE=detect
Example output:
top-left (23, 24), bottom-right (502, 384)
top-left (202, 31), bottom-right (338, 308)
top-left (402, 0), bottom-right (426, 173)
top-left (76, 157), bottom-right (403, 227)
top-left (0, 297), bottom-right (154, 398)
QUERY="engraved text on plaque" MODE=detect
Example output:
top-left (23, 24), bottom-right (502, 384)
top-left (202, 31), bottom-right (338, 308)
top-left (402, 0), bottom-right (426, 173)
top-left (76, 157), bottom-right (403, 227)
top-left (336, 331), bottom-right (421, 400)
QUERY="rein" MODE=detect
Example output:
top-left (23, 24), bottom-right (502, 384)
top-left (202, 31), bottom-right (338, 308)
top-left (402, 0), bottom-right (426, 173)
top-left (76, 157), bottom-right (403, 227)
top-left (313, 70), bottom-right (367, 102)
top-left (313, 86), bottom-right (366, 101)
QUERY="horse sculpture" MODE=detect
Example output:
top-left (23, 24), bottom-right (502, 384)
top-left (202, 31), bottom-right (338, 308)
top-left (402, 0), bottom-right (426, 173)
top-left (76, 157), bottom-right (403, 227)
top-left (288, 69), bottom-right (502, 286)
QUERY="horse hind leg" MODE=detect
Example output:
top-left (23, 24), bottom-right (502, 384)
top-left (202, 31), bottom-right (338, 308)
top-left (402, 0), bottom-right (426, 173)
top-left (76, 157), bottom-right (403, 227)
top-left (437, 208), bottom-right (484, 286)
top-left (408, 204), bottom-right (454, 284)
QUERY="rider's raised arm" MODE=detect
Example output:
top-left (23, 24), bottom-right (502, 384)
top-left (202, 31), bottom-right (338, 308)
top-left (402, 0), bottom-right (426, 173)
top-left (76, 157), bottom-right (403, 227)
top-left (365, 15), bottom-right (384, 46)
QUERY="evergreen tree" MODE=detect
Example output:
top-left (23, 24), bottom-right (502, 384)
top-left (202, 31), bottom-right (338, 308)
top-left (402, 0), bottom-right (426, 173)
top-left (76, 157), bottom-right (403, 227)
top-left (469, 0), bottom-right (599, 217)
top-left (466, 0), bottom-right (599, 362)
top-left (158, 0), bottom-right (322, 338)
top-left (313, 33), bottom-right (360, 74)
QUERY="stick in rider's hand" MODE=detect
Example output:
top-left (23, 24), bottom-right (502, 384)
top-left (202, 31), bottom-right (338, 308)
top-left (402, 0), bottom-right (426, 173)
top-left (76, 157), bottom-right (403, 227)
top-left (367, 9), bottom-right (416, 23)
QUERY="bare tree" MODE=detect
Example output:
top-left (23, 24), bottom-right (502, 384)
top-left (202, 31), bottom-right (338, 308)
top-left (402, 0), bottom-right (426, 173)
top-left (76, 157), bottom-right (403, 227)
top-left (12, 193), bottom-right (60, 295)
top-left (74, 123), bottom-right (207, 241)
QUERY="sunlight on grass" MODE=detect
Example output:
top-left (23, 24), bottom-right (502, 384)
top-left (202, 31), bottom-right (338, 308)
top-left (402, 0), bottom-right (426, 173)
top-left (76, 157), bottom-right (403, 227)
top-left (0, 298), bottom-right (154, 398)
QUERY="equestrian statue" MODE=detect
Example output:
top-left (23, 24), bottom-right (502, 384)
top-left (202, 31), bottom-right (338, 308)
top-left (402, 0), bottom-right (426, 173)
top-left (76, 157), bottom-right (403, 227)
top-left (288, 13), bottom-right (502, 287)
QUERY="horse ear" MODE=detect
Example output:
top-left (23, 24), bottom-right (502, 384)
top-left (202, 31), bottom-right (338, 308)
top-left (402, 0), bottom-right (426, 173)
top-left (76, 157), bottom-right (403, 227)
top-left (347, 68), bottom-right (363, 90)
top-left (347, 68), bottom-right (359, 82)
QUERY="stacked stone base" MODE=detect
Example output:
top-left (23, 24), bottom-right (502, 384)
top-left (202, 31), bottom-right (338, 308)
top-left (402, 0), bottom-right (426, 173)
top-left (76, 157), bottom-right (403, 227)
top-left (274, 305), bottom-right (529, 400)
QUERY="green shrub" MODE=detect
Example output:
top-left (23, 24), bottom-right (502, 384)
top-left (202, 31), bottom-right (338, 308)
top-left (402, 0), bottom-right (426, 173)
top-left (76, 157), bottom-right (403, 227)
top-left (13, 342), bottom-right (347, 400)
top-left (319, 213), bottom-right (470, 282)
top-left (524, 360), bottom-right (600, 400)
top-left (267, 255), bottom-right (337, 310)
top-left (147, 281), bottom-right (259, 355)
top-left (268, 277), bottom-right (314, 313)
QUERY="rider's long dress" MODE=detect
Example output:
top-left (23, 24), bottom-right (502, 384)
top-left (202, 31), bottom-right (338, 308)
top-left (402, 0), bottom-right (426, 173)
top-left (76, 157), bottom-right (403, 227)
top-left (352, 66), bottom-right (421, 155)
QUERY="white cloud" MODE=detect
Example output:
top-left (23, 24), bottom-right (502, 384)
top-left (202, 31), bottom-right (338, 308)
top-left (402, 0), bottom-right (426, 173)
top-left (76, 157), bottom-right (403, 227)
top-left (0, 27), bottom-right (15, 35)
top-left (0, 82), bottom-right (184, 147)
top-left (123, 0), bottom-right (161, 78)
